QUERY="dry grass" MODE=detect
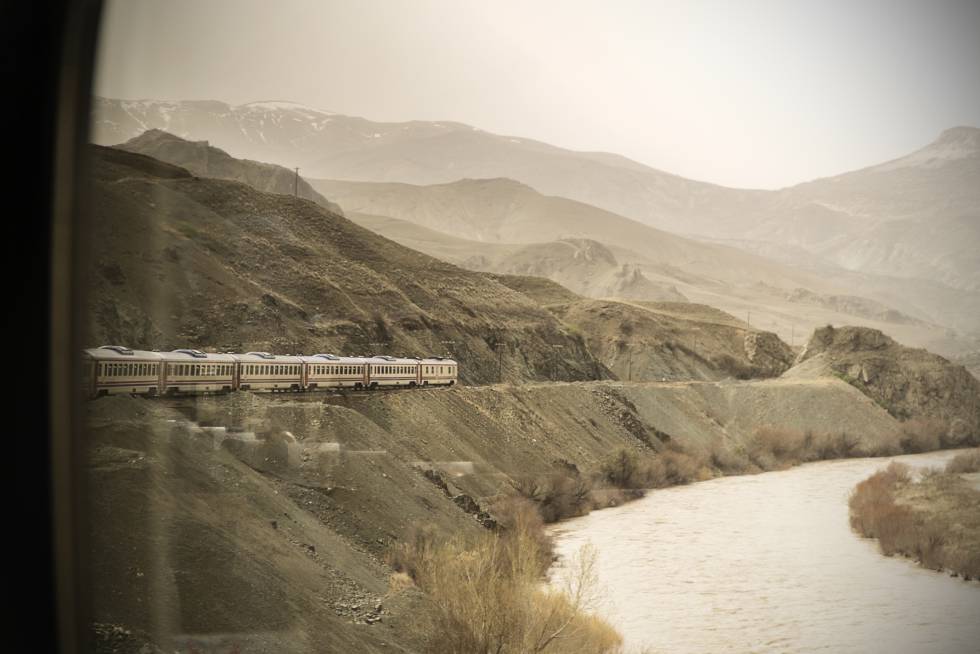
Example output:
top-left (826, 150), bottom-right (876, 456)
top-left (945, 448), bottom-right (980, 473)
top-left (897, 418), bottom-right (947, 453)
top-left (849, 462), bottom-right (980, 580)
top-left (388, 515), bottom-right (623, 653)
top-left (509, 466), bottom-right (596, 523)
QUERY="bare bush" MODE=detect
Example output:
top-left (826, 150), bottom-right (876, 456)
top-left (848, 462), bottom-right (980, 580)
top-left (509, 467), bottom-right (595, 523)
top-left (897, 418), bottom-right (946, 453)
top-left (490, 494), bottom-right (554, 569)
top-left (597, 449), bottom-right (646, 489)
top-left (945, 448), bottom-right (980, 473)
top-left (404, 526), bottom-right (623, 653)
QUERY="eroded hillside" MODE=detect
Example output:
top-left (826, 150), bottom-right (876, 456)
top-left (787, 326), bottom-right (980, 441)
top-left (86, 145), bottom-right (602, 384)
top-left (88, 375), bottom-right (904, 651)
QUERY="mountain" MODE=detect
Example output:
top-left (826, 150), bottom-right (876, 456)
top-left (86, 144), bottom-right (606, 384)
top-left (91, 99), bottom-right (980, 295)
top-left (344, 213), bottom-right (686, 303)
top-left (313, 178), bottom-right (833, 291)
top-left (116, 128), bottom-right (344, 214)
top-left (91, 98), bottom-right (979, 345)
top-left (320, 178), bottom-right (967, 356)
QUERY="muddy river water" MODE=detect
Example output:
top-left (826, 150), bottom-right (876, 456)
top-left (551, 451), bottom-right (980, 653)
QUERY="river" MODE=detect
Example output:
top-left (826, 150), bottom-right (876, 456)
top-left (550, 450), bottom-right (980, 653)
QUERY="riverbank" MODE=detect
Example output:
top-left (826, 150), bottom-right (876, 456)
top-left (849, 449), bottom-right (980, 580)
top-left (85, 380), bottom-right (974, 652)
top-left (550, 450), bottom-right (980, 653)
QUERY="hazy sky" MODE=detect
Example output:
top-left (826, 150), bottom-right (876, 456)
top-left (95, 0), bottom-right (980, 189)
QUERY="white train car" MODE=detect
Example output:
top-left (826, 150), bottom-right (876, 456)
top-left (301, 354), bottom-right (369, 390)
top-left (83, 345), bottom-right (164, 397)
top-left (420, 357), bottom-right (458, 386)
top-left (368, 355), bottom-right (421, 388)
top-left (161, 349), bottom-right (237, 395)
top-left (234, 352), bottom-right (305, 392)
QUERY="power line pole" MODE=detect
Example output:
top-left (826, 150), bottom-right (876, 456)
top-left (627, 349), bottom-right (632, 382)
top-left (294, 167), bottom-right (300, 197)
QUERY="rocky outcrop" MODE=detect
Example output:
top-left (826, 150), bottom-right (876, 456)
top-left (794, 326), bottom-right (980, 443)
top-left (743, 331), bottom-right (796, 377)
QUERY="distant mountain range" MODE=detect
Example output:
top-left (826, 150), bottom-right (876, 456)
top-left (93, 97), bottom-right (980, 355)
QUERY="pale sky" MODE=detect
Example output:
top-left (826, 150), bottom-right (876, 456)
top-left (95, 0), bottom-right (980, 189)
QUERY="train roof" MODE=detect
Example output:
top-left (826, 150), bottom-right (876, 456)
top-left (298, 354), bottom-right (373, 364)
top-left (420, 357), bottom-right (457, 364)
top-left (83, 345), bottom-right (164, 360)
top-left (367, 355), bottom-right (423, 364)
top-left (231, 352), bottom-right (305, 363)
top-left (161, 349), bottom-right (238, 362)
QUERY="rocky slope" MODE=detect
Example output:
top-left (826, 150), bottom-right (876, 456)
top-left (88, 374), bottom-right (903, 650)
top-left (86, 145), bottom-right (602, 384)
top-left (788, 326), bottom-right (980, 442)
top-left (549, 299), bottom-right (794, 382)
top-left (117, 129), bottom-right (345, 214)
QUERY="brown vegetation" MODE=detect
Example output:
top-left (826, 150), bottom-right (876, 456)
top-left (849, 462), bottom-right (980, 580)
top-left (945, 448), bottom-right (980, 473)
top-left (387, 511), bottom-right (623, 653)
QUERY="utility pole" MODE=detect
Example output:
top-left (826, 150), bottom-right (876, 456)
top-left (497, 343), bottom-right (504, 383)
top-left (550, 344), bottom-right (564, 381)
top-left (294, 167), bottom-right (300, 197)
top-left (746, 310), bottom-right (751, 329)
top-left (627, 348), bottom-right (632, 382)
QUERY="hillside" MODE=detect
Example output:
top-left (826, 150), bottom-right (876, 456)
top-left (86, 145), bottom-right (603, 384)
top-left (92, 99), bottom-right (980, 301)
top-left (346, 214), bottom-right (685, 303)
top-left (786, 326), bottom-right (980, 441)
top-left (326, 179), bottom-right (964, 356)
top-left (89, 374), bottom-right (905, 651)
top-left (117, 128), bottom-right (344, 214)
top-left (549, 299), bottom-right (794, 382)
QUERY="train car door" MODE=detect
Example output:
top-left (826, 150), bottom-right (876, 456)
top-left (416, 362), bottom-right (422, 385)
top-left (158, 361), bottom-right (167, 395)
top-left (232, 361), bottom-right (240, 391)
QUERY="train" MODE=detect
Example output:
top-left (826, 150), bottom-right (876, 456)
top-left (82, 345), bottom-right (458, 398)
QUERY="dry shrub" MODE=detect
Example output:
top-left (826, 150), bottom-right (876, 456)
top-left (387, 525), bottom-right (441, 581)
top-left (509, 467), bottom-right (595, 523)
top-left (598, 444), bottom-right (707, 490)
top-left (744, 426), bottom-right (871, 469)
top-left (656, 443), bottom-right (704, 486)
top-left (388, 571), bottom-right (414, 594)
top-left (490, 494), bottom-right (554, 569)
top-left (707, 442), bottom-right (754, 474)
top-left (809, 430), bottom-right (862, 459)
top-left (897, 418), bottom-right (947, 453)
top-left (847, 463), bottom-right (966, 574)
top-left (746, 426), bottom-right (807, 469)
top-left (405, 524), bottom-right (623, 653)
top-left (597, 448), bottom-right (647, 489)
top-left (945, 448), bottom-right (980, 474)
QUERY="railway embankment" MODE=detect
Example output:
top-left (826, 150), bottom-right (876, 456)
top-left (88, 375), bottom-right (908, 652)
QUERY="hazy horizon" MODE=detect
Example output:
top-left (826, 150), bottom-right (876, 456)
top-left (95, 0), bottom-right (980, 189)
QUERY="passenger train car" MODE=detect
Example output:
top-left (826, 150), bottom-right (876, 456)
top-left (82, 345), bottom-right (458, 398)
